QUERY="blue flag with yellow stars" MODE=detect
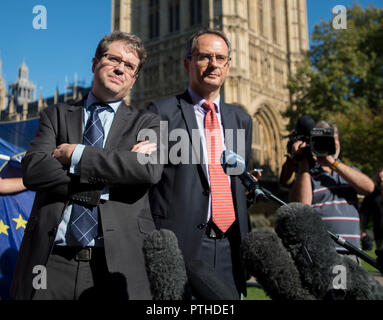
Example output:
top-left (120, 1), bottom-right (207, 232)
top-left (0, 173), bottom-right (34, 300)
top-left (0, 119), bottom-right (38, 300)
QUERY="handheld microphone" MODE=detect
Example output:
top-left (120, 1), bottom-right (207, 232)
top-left (221, 150), bottom-right (268, 201)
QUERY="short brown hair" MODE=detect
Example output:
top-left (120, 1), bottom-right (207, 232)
top-left (94, 31), bottom-right (147, 74)
top-left (185, 29), bottom-right (231, 58)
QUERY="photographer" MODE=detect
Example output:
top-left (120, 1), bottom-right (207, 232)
top-left (288, 120), bottom-right (375, 261)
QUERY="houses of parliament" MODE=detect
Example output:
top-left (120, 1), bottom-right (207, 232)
top-left (0, 0), bottom-right (309, 179)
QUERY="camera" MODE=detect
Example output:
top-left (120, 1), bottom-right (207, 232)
top-left (287, 115), bottom-right (336, 160)
top-left (310, 128), bottom-right (336, 157)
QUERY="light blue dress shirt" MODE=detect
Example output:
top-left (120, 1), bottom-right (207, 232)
top-left (54, 91), bottom-right (121, 247)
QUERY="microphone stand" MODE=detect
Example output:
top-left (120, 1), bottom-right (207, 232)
top-left (255, 185), bottom-right (381, 272)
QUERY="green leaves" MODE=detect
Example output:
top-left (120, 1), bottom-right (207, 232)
top-left (285, 4), bottom-right (383, 176)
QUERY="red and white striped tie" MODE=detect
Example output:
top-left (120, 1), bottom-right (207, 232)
top-left (203, 101), bottom-right (236, 233)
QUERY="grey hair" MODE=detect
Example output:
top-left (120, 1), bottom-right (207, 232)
top-left (94, 31), bottom-right (147, 74)
top-left (315, 120), bottom-right (339, 134)
top-left (185, 29), bottom-right (231, 58)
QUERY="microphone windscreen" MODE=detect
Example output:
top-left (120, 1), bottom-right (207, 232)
top-left (185, 260), bottom-right (239, 300)
top-left (241, 228), bottom-right (315, 300)
top-left (296, 115), bottom-right (315, 136)
top-left (221, 149), bottom-right (246, 175)
top-left (275, 203), bottom-right (383, 300)
top-left (143, 229), bottom-right (188, 300)
top-left (275, 203), bottom-right (341, 299)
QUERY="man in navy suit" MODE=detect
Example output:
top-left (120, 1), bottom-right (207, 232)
top-left (148, 29), bottom-right (255, 298)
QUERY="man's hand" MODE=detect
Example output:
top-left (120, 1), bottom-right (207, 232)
top-left (244, 169), bottom-right (263, 196)
top-left (52, 143), bottom-right (77, 165)
top-left (291, 140), bottom-right (307, 159)
top-left (250, 169), bottom-right (262, 181)
top-left (313, 154), bottom-right (335, 168)
top-left (131, 141), bottom-right (157, 155)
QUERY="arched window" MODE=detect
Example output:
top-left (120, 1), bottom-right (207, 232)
top-left (252, 104), bottom-right (282, 175)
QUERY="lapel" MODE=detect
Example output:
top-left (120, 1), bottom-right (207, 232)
top-left (66, 100), bottom-right (84, 144)
top-left (104, 101), bottom-right (133, 149)
top-left (178, 90), bottom-right (209, 185)
top-left (220, 101), bottom-right (238, 150)
top-left (65, 98), bottom-right (132, 148)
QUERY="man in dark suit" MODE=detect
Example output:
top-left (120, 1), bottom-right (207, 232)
top-left (11, 31), bottom-right (163, 300)
top-left (148, 29), bottom-right (255, 298)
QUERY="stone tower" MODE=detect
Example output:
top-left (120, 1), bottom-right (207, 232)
top-left (112, 0), bottom-right (309, 178)
top-left (7, 59), bottom-right (36, 107)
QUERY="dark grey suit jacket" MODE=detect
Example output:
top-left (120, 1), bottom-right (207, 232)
top-left (147, 90), bottom-right (253, 293)
top-left (11, 99), bottom-right (163, 300)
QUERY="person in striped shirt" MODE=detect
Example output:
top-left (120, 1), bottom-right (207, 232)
top-left (288, 120), bottom-right (374, 262)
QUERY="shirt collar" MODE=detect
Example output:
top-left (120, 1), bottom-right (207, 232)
top-left (187, 87), bottom-right (221, 113)
top-left (85, 91), bottom-right (121, 113)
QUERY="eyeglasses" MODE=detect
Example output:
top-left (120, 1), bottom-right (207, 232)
top-left (101, 53), bottom-right (139, 76)
top-left (188, 53), bottom-right (231, 67)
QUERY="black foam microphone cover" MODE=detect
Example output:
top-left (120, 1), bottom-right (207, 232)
top-left (296, 115), bottom-right (315, 136)
top-left (241, 228), bottom-right (315, 300)
top-left (275, 203), bottom-right (383, 300)
top-left (143, 229), bottom-right (188, 300)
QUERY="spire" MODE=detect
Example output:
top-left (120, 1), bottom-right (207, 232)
top-left (54, 86), bottom-right (59, 104)
top-left (38, 87), bottom-right (44, 112)
top-left (64, 76), bottom-right (68, 102)
top-left (73, 73), bottom-right (78, 100)
top-left (22, 98), bottom-right (28, 120)
top-left (18, 58), bottom-right (29, 80)
top-left (8, 94), bottom-right (15, 115)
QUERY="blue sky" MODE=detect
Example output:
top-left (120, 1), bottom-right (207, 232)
top-left (0, 0), bottom-right (382, 106)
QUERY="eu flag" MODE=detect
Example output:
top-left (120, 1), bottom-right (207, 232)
top-left (0, 119), bottom-right (38, 300)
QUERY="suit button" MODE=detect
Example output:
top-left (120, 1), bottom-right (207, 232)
top-left (202, 190), bottom-right (210, 196)
top-left (197, 223), bottom-right (206, 230)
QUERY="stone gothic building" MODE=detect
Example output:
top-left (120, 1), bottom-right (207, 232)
top-left (112, 0), bottom-right (309, 179)
top-left (7, 60), bottom-right (36, 108)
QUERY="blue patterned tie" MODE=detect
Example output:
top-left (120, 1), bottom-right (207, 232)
top-left (70, 104), bottom-right (109, 247)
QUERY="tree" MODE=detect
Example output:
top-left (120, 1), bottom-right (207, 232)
top-left (285, 4), bottom-right (383, 176)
